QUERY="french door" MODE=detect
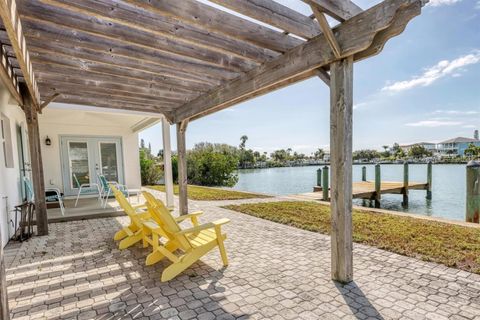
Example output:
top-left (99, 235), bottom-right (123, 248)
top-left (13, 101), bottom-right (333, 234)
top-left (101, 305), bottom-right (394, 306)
top-left (61, 136), bottom-right (124, 196)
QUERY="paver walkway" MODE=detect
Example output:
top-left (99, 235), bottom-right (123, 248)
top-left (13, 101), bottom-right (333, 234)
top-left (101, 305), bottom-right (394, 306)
top-left (5, 192), bottom-right (480, 320)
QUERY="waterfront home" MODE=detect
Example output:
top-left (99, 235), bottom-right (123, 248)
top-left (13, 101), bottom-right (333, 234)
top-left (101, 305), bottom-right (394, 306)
top-left (399, 142), bottom-right (436, 153)
top-left (436, 137), bottom-right (480, 156)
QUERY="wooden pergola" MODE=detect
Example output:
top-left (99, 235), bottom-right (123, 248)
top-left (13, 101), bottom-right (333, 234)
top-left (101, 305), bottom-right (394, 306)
top-left (0, 0), bottom-right (425, 291)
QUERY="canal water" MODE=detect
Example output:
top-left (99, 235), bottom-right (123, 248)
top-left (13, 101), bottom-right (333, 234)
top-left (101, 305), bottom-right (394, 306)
top-left (231, 164), bottom-right (466, 221)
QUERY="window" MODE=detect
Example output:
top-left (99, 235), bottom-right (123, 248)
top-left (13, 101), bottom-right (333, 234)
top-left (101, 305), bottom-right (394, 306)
top-left (1, 113), bottom-right (14, 168)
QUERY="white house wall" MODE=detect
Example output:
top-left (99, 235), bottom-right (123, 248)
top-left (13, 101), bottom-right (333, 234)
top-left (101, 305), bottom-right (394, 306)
top-left (0, 85), bottom-right (27, 247)
top-left (38, 109), bottom-right (142, 194)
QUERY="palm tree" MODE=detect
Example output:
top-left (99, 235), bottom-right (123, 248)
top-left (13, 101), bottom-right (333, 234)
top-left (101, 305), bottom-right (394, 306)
top-left (239, 135), bottom-right (248, 149)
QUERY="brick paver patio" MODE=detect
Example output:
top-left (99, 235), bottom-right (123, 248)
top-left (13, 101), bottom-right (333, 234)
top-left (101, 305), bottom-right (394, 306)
top-left (5, 193), bottom-right (480, 320)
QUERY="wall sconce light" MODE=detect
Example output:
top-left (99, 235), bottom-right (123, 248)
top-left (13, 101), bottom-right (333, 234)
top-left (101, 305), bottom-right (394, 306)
top-left (45, 136), bottom-right (52, 146)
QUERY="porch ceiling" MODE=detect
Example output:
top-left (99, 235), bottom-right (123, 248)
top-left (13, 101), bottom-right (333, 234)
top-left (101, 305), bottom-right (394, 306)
top-left (0, 0), bottom-right (425, 122)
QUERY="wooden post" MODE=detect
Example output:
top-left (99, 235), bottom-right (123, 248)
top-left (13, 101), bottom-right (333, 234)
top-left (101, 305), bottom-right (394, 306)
top-left (330, 57), bottom-right (353, 283)
top-left (426, 161), bottom-right (432, 200)
top-left (402, 161), bottom-right (409, 207)
top-left (466, 160), bottom-right (480, 223)
top-left (322, 166), bottom-right (329, 201)
top-left (316, 168), bottom-right (322, 187)
top-left (361, 166), bottom-right (366, 181)
top-left (23, 88), bottom-right (48, 235)
top-left (374, 164), bottom-right (381, 208)
top-left (176, 120), bottom-right (188, 215)
top-left (0, 224), bottom-right (10, 320)
top-left (161, 117), bottom-right (174, 210)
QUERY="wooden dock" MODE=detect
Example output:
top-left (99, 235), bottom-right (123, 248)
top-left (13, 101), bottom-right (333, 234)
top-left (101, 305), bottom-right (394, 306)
top-left (312, 162), bottom-right (432, 207)
top-left (313, 180), bottom-right (428, 200)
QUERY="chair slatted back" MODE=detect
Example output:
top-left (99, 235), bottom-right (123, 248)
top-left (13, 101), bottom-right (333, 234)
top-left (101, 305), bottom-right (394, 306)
top-left (111, 185), bottom-right (143, 229)
top-left (142, 191), bottom-right (192, 250)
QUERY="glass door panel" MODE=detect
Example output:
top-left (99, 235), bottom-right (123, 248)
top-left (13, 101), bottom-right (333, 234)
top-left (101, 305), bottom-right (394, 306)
top-left (68, 142), bottom-right (90, 189)
top-left (99, 142), bottom-right (119, 182)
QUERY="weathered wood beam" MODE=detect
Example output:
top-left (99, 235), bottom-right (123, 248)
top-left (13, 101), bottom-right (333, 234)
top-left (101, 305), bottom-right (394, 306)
top-left (53, 93), bottom-right (176, 112)
top-left (174, 0), bottom-right (423, 122)
top-left (315, 68), bottom-right (331, 86)
top-left (20, 0), bottom-right (279, 63)
top-left (17, 38), bottom-right (224, 87)
top-left (0, 42), bottom-right (21, 103)
top-left (302, 0), bottom-right (363, 21)
top-left (330, 57), bottom-right (353, 283)
top-left (208, 0), bottom-right (321, 39)
top-left (39, 83), bottom-right (181, 110)
top-left (39, 93), bottom-right (60, 111)
top-left (54, 95), bottom-right (170, 116)
top-left (20, 19), bottom-right (241, 82)
top-left (24, 46), bottom-right (214, 92)
top-left (124, 0), bottom-right (303, 53)
top-left (0, 1), bottom-right (40, 106)
top-left (176, 120), bottom-right (189, 215)
top-left (37, 82), bottom-right (186, 107)
top-left (18, 2), bottom-right (258, 73)
top-left (29, 54), bottom-right (207, 95)
top-left (162, 118), bottom-right (174, 210)
top-left (310, 5), bottom-right (342, 58)
top-left (34, 71), bottom-right (197, 102)
top-left (0, 224), bottom-right (8, 320)
top-left (22, 85), bottom-right (48, 235)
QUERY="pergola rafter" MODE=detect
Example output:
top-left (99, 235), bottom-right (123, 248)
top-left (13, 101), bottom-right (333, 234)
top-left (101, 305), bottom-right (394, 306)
top-left (0, 0), bottom-right (427, 289)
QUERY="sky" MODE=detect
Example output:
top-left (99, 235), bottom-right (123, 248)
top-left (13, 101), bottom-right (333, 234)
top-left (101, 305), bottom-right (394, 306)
top-left (140, 0), bottom-right (480, 156)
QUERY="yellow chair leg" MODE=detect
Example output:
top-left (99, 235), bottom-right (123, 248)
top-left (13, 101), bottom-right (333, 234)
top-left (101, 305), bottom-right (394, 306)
top-left (146, 241), bottom-right (179, 266)
top-left (161, 242), bottom-right (217, 282)
top-left (217, 233), bottom-right (228, 266)
top-left (119, 233), bottom-right (143, 250)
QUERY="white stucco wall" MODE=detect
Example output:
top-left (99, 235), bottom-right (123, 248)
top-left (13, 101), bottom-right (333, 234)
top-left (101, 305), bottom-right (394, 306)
top-left (38, 109), bottom-right (143, 194)
top-left (0, 85), bottom-right (27, 247)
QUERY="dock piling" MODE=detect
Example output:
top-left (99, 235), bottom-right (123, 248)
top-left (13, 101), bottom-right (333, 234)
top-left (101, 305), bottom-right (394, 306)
top-left (317, 168), bottom-right (322, 187)
top-left (362, 166), bottom-right (366, 181)
top-left (402, 161), bottom-right (409, 207)
top-left (426, 161), bottom-right (432, 200)
top-left (374, 164), bottom-right (381, 208)
top-left (466, 160), bottom-right (480, 223)
top-left (322, 166), bottom-right (329, 201)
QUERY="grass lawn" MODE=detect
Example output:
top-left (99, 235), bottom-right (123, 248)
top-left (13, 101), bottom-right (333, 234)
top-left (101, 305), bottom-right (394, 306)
top-left (146, 185), bottom-right (271, 201)
top-left (224, 201), bottom-right (480, 274)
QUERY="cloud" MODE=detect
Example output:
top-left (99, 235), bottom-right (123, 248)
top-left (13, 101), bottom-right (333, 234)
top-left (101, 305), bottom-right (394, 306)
top-left (428, 0), bottom-right (462, 6)
top-left (405, 120), bottom-right (462, 127)
top-left (476, 0), bottom-right (480, 9)
top-left (353, 102), bottom-right (367, 110)
top-left (382, 51), bottom-right (480, 92)
top-left (463, 124), bottom-right (477, 128)
top-left (433, 109), bottom-right (480, 115)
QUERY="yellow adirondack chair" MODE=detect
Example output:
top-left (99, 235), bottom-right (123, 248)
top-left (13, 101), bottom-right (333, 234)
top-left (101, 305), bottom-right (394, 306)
top-left (111, 185), bottom-right (158, 250)
top-left (142, 191), bottom-right (230, 282)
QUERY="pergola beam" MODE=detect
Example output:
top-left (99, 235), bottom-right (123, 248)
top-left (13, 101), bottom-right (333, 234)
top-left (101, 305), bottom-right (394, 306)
top-left (302, 0), bottom-right (363, 21)
top-left (0, 0), bottom-right (40, 106)
top-left (26, 0), bottom-right (279, 62)
top-left (208, 0), bottom-right (321, 39)
top-left (174, 0), bottom-right (423, 122)
top-left (124, 0), bottom-right (303, 53)
top-left (310, 6), bottom-right (342, 58)
top-left (39, 93), bottom-right (60, 111)
top-left (18, 2), bottom-right (260, 73)
top-left (20, 19), bottom-right (241, 82)
top-left (0, 42), bottom-right (21, 104)
top-left (176, 119), bottom-right (189, 215)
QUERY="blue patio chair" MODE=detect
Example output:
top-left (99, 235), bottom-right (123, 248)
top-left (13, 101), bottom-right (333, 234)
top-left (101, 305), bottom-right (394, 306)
top-left (98, 174), bottom-right (129, 208)
top-left (73, 173), bottom-right (101, 207)
top-left (24, 176), bottom-right (66, 216)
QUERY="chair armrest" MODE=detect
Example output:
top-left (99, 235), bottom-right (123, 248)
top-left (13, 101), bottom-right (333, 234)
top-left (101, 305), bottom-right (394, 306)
top-left (177, 218), bottom-right (230, 235)
top-left (174, 211), bottom-right (203, 222)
